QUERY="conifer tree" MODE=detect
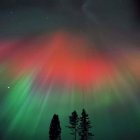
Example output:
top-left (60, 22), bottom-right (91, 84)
top-left (67, 111), bottom-right (79, 140)
top-left (79, 109), bottom-right (94, 140)
top-left (49, 114), bottom-right (61, 140)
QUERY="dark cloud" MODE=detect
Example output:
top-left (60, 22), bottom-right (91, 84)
top-left (133, 0), bottom-right (140, 22)
top-left (0, 0), bottom-right (86, 10)
top-left (0, 0), bottom-right (139, 40)
top-left (0, 0), bottom-right (58, 7)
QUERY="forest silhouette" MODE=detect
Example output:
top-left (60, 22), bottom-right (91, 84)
top-left (49, 109), bottom-right (94, 140)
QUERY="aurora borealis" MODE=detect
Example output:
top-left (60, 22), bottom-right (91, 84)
top-left (0, 0), bottom-right (140, 140)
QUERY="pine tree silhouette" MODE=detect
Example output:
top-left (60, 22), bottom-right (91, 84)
top-left (79, 109), bottom-right (94, 140)
top-left (49, 114), bottom-right (61, 140)
top-left (67, 111), bottom-right (79, 140)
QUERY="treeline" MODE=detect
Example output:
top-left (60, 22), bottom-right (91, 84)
top-left (49, 109), bottom-right (94, 140)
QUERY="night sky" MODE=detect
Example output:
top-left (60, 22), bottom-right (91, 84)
top-left (0, 0), bottom-right (140, 140)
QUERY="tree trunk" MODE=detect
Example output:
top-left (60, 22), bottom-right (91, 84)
top-left (75, 128), bottom-right (76, 140)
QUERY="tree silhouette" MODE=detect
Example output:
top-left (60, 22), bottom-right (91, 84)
top-left (67, 111), bottom-right (79, 140)
top-left (79, 109), bottom-right (94, 140)
top-left (49, 114), bottom-right (61, 140)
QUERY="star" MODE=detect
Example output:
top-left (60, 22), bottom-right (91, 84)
top-left (46, 17), bottom-right (49, 20)
top-left (9, 11), bottom-right (14, 15)
top-left (7, 86), bottom-right (10, 89)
